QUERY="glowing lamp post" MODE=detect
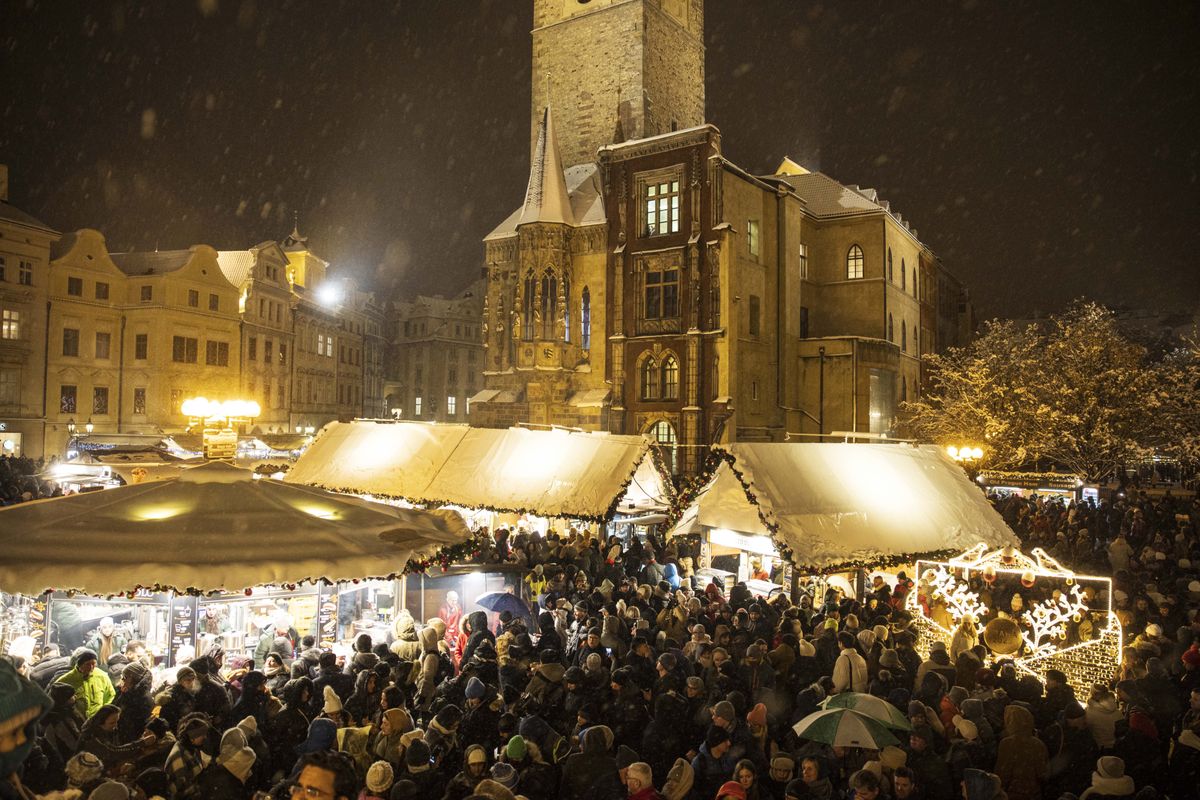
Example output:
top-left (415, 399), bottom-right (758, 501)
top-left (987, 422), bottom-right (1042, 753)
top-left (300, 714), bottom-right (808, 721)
top-left (945, 445), bottom-right (984, 462)
top-left (182, 397), bottom-right (261, 461)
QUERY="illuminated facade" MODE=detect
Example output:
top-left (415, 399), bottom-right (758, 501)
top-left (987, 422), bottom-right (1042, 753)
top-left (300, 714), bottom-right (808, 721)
top-left (909, 545), bottom-right (1122, 696)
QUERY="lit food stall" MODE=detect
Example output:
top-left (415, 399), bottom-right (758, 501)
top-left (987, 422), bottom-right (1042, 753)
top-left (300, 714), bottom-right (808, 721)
top-left (667, 443), bottom-right (1019, 594)
top-left (284, 420), bottom-right (674, 537)
top-left (0, 461), bottom-right (468, 665)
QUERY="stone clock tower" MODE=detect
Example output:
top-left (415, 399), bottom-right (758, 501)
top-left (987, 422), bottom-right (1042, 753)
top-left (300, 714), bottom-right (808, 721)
top-left (531, 0), bottom-right (705, 167)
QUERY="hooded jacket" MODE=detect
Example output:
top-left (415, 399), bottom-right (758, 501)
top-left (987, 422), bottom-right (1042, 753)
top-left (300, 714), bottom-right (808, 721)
top-left (560, 725), bottom-right (624, 800)
top-left (994, 704), bottom-right (1047, 800)
top-left (390, 610), bottom-right (422, 661)
top-left (1085, 692), bottom-right (1123, 748)
top-left (415, 626), bottom-right (442, 708)
top-left (461, 611), bottom-right (496, 666)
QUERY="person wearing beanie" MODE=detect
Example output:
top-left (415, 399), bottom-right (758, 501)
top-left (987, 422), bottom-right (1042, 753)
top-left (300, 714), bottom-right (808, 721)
top-left (1079, 756), bottom-right (1135, 799)
top-left (86, 780), bottom-right (131, 800)
top-left (444, 743), bottom-right (490, 799)
top-left (400, 737), bottom-right (445, 798)
top-left (322, 683), bottom-right (344, 717)
top-left (907, 723), bottom-right (953, 800)
top-left (312, 650), bottom-right (355, 718)
top-left (692, 726), bottom-right (735, 800)
top-left (960, 768), bottom-right (1004, 800)
top-left (461, 675), bottom-right (503, 757)
top-left (994, 704), bottom-right (1047, 800)
top-left (746, 702), bottom-right (767, 730)
top-left (489, 761), bottom-right (519, 790)
top-left (715, 778), bottom-right (748, 800)
top-left (361, 760), bottom-right (395, 799)
top-left (55, 648), bottom-right (115, 719)
top-left (939, 685), bottom-right (969, 732)
top-left (164, 712), bottom-right (213, 800)
top-left (560, 725), bottom-right (624, 800)
top-left (945, 714), bottom-right (986, 788)
top-left (196, 743), bottom-right (256, 795)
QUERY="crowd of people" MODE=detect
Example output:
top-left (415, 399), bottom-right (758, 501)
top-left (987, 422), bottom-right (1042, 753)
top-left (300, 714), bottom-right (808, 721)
top-left (0, 455), bottom-right (58, 507)
top-left (0, 488), bottom-right (1198, 800)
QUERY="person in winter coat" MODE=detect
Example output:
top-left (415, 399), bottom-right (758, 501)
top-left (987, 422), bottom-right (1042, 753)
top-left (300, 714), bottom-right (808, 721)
top-left (521, 650), bottom-right (567, 721)
top-left (38, 681), bottom-right (84, 773)
top-left (229, 670), bottom-right (272, 732)
top-left (269, 677), bottom-right (313, 775)
top-left (372, 707), bottom-right (413, 767)
top-left (1086, 684), bottom-right (1123, 750)
top-left (390, 610), bottom-right (423, 662)
top-left (414, 625), bottom-right (442, 711)
top-left (461, 611), bottom-right (496, 666)
top-left (195, 744), bottom-right (256, 799)
top-left (560, 724), bottom-right (624, 800)
top-left (443, 743), bottom-right (490, 800)
top-left (692, 726), bottom-right (739, 800)
top-left (165, 713), bottom-right (213, 800)
top-left (54, 649), bottom-right (114, 719)
top-left (993, 704), bottom-right (1047, 800)
top-left (1168, 724), bottom-right (1200, 800)
top-left (111, 661), bottom-right (154, 746)
top-left (312, 652), bottom-right (355, 716)
top-left (1078, 755), bottom-right (1136, 799)
top-left (906, 725), bottom-right (953, 800)
top-left (502, 733), bottom-right (558, 800)
top-left (423, 703), bottom-right (463, 771)
top-left (639, 691), bottom-right (689, 783)
top-left (460, 677), bottom-right (504, 755)
top-left (157, 664), bottom-right (199, 732)
top-left (831, 632), bottom-right (868, 695)
top-left (75, 704), bottom-right (151, 775)
top-left (344, 668), bottom-right (382, 726)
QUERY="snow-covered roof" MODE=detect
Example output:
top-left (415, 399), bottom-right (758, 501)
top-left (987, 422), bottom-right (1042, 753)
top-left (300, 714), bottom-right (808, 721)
top-left (672, 443), bottom-right (1018, 571)
top-left (285, 420), bottom-right (672, 521)
top-left (109, 249), bottom-right (193, 276)
top-left (216, 250), bottom-right (256, 287)
top-left (518, 106), bottom-right (574, 227)
top-left (485, 159), bottom-right (606, 241)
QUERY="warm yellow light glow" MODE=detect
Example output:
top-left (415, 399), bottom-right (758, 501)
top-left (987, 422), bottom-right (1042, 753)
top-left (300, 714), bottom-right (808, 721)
top-left (946, 446), bottom-right (959, 458)
top-left (298, 504), bottom-right (338, 520)
top-left (181, 397), bottom-right (262, 421)
top-left (137, 505), bottom-right (182, 521)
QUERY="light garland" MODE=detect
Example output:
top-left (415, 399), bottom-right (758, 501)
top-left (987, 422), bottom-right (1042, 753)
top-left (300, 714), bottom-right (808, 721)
top-left (909, 546), bottom-right (1122, 695)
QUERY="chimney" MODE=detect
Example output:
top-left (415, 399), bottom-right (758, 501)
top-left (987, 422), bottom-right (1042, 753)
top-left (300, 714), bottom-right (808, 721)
top-left (0, 165), bottom-right (8, 202)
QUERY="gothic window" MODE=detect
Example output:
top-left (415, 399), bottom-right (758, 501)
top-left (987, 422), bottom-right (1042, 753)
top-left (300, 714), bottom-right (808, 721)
top-left (540, 271), bottom-right (557, 340)
top-left (580, 287), bottom-right (591, 350)
top-left (562, 273), bottom-right (571, 343)
top-left (644, 267), bottom-right (679, 320)
top-left (648, 419), bottom-right (678, 474)
top-left (888, 249), bottom-right (894, 283)
top-left (799, 243), bottom-right (809, 279)
top-left (888, 313), bottom-right (894, 343)
top-left (643, 179), bottom-right (681, 236)
top-left (522, 272), bottom-right (535, 341)
top-left (847, 244), bottom-right (865, 280)
top-left (661, 355), bottom-right (679, 401)
top-left (640, 355), bottom-right (660, 401)
top-left (901, 320), bottom-right (907, 352)
top-left (901, 259), bottom-right (907, 290)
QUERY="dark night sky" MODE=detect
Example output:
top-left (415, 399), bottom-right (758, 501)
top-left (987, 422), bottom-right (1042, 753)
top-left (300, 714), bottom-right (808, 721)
top-left (3, 1), bottom-right (1197, 320)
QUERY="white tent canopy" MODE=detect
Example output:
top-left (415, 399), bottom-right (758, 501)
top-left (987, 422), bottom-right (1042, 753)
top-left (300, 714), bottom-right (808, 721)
top-left (285, 421), bottom-right (673, 522)
top-left (673, 443), bottom-right (1018, 571)
top-left (0, 461), bottom-right (469, 596)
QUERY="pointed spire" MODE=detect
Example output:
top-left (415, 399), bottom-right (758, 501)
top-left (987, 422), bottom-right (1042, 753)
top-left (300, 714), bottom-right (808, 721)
top-left (284, 210), bottom-right (308, 250)
top-left (518, 106), bottom-right (574, 227)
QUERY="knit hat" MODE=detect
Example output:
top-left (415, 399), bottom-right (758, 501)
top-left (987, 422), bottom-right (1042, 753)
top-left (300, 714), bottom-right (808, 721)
top-left (930, 640), bottom-right (947, 652)
top-left (86, 781), bottom-right (131, 800)
top-left (796, 638), bottom-right (816, 657)
top-left (880, 745), bottom-right (907, 769)
top-left (1095, 756), bottom-right (1127, 779)
top-left (175, 665), bottom-right (196, 683)
top-left (948, 686), bottom-right (968, 705)
top-left (712, 700), bottom-right (736, 723)
top-left (879, 648), bottom-right (900, 668)
top-left (73, 648), bottom-right (99, 667)
top-left (716, 780), bottom-right (747, 800)
top-left (465, 676), bottom-right (486, 699)
top-left (505, 734), bottom-right (528, 761)
top-left (490, 761), bottom-right (518, 788)
top-left (221, 746), bottom-right (256, 783)
top-left (705, 725), bottom-right (731, 749)
top-left (771, 755), bottom-right (795, 773)
top-left (686, 675), bottom-right (704, 691)
top-left (366, 760), bottom-right (395, 793)
top-left (66, 751), bottom-right (104, 786)
top-left (873, 624), bottom-right (889, 642)
top-left (824, 618), bottom-right (839, 630)
top-left (323, 684), bottom-right (342, 714)
top-left (466, 746), bottom-right (488, 765)
top-left (857, 630), bottom-right (876, 650)
top-left (746, 702), bottom-right (767, 727)
top-left (405, 738), bottom-right (431, 768)
top-left (616, 744), bottom-right (639, 769)
top-left (952, 714), bottom-right (979, 741)
top-left (1182, 644), bottom-right (1200, 668)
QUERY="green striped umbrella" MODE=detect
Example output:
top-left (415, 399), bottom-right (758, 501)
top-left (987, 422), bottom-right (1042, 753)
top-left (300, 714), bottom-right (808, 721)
top-left (821, 692), bottom-right (912, 730)
top-left (792, 708), bottom-right (901, 749)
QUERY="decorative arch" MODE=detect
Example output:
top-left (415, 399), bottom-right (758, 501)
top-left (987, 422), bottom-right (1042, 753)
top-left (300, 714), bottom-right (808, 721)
top-left (521, 271), bottom-right (535, 340)
top-left (539, 269), bottom-right (557, 340)
top-left (639, 352), bottom-right (660, 401)
top-left (646, 418), bottom-right (679, 474)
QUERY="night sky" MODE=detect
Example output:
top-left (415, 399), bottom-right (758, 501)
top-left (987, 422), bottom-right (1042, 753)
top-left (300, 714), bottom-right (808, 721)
top-left (3, 1), bottom-right (1197, 320)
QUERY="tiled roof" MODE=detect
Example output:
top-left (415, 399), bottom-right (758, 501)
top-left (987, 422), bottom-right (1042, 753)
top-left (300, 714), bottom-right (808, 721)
top-left (486, 162), bottom-right (606, 241)
top-left (772, 171), bottom-right (883, 218)
top-left (0, 201), bottom-right (56, 233)
top-left (216, 250), bottom-right (256, 287)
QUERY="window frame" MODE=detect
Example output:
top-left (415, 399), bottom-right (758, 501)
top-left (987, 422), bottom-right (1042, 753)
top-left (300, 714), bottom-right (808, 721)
top-left (94, 331), bottom-right (111, 360)
top-left (95, 282), bottom-right (110, 300)
top-left (638, 167), bottom-right (683, 238)
top-left (187, 289), bottom-right (199, 308)
top-left (661, 354), bottom-right (679, 401)
top-left (60, 384), bottom-right (77, 414)
top-left (847, 244), bottom-right (865, 280)
top-left (640, 355), bottom-right (660, 401)
top-left (62, 327), bottom-right (80, 357)
top-left (133, 387), bottom-right (147, 415)
top-left (92, 386), bottom-right (109, 415)
top-left (747, 219), bottom-right (760, 257)
top-left (66, 276), bottom-right (83, 296)
top-left (1, 309), bottom-right (20, 340)
top-left (134, 334), bottom-right (148, 360)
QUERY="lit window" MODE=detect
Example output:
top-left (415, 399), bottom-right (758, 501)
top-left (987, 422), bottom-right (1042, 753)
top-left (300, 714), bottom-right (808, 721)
top-left (60, 384), bottom-right (77, 413)
top-left (67, 276), bottom-right (83, 296)
top-left (1, 310), bottom-right (19, 340)
top-left (447, 396), bottom-right (457, 415)
top-left (747, 219), bottom-right (760, 256)
top-left (414, 396), bottom-right (422, 416)
top-left (644, 268), bottom-right (679, 320)
top-left (847, 244), bottom-right (864, 279)
top-left (641, 356), bottom-right (660, 401)
top-left (799, 244), bottom-right (808, 279)
top-left (648, 419), bottom-right (678, 473)
top-left (644, 178), bottom-right (681, 236)
top-left (661, 355), bottom-right (679, 401)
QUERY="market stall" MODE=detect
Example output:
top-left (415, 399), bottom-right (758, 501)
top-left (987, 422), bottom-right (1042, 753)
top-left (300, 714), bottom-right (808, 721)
top-left (668, 443), bottom-right (1019, 589)
top-left (0, 460), bottom-right (470, 665)
top-left (284, 420), bottom-right (674, 533)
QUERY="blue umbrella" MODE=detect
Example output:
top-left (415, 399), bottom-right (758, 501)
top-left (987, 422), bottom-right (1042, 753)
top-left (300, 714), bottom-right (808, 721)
top-left (474, 591), bottom-right (534, 622)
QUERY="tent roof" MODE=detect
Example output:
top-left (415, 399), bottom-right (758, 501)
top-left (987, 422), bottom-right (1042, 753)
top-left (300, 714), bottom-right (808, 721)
top-left (0, 461), bottom-right (468, 596)
top-left (284, 421), bottom-right (673, 521)
top-left (675, 443), bottom-right (1018, 571)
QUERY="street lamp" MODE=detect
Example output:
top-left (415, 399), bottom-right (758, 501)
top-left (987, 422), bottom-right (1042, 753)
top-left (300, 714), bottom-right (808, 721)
top-left (84, 419), bottom-right (94, 435)
top-left (946, 445), bottom-right (984, 463)
top-left (66, 419), bottom-right (77, 436)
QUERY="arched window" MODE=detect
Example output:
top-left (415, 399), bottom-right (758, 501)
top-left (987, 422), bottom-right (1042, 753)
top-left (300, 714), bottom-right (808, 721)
top-left (640, 355), bottom-right (660, 400)
top-left (912, 267), bottom-right (918, 296)
top-left (540, 271), bottom-right (557, 340)
top-left (901, 376), bottom-right (908, 403)
top-left (847, 244), bottom-right (865, 279)
top-left (887, 249), bottom-right (894, 283)
top-left (888, 313), bottom-right (894, 342)
top-left (901, 320), bottom-right (907, 352)
top-left (522, 272), bottom-right (535, 340)
top-left (580, 286), bottom-right (591, 350)
top-left (901, 259), bottom-right (906, 290)
top-left (648, 419), bottom-right (678, 474)
top-left (562, 273), bottom-right (571, 342)
top-left (711, 354), bottom-right (719, 400)
top-left (661, 355), bottom-right (679, 400)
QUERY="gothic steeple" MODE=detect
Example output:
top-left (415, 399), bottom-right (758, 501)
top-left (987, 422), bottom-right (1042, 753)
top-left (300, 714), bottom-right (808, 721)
top-left (518, 106), bottom-right (574, 228)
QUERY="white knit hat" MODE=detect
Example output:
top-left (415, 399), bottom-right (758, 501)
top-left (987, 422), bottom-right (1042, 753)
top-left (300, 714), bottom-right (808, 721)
top-left (323, 684), bottom-right (342, 714)
top-left (366, 760), bottom-right (395, 793)
top-left (220, 746), bottom-right (256, 783)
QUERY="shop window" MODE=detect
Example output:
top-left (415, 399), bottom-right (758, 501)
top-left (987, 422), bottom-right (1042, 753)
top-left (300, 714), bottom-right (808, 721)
top-left (847, 244), bottom-right (864, 280)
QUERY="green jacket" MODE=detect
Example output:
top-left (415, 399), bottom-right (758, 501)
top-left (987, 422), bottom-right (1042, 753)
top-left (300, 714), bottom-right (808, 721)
top-left (56, 666), bottom-right (115, 719)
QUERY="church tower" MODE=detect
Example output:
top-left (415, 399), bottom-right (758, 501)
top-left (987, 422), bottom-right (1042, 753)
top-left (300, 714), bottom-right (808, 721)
top-left (531, 0), bottom-right (705, 166)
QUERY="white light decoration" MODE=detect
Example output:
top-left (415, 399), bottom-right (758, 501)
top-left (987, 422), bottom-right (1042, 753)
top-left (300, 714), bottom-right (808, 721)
top-left (909, 546), bottom-right (1122, 696)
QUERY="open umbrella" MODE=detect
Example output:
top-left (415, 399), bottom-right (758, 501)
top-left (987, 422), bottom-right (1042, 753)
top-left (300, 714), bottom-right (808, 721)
top-left (0, 460), bottom-right (470, 596)
top-left (821, 692), bottom-right (912, 730)
top-left (792, 708), bottom-right (900, 749)
top-left (475, 591), bottom-right (535, 622)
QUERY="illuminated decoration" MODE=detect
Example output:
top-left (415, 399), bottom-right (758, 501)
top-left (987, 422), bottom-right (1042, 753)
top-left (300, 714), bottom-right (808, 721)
top-left (180, 397), bottom-right (262, 422)
top-left (909, 546), bottom-right (1122, 695)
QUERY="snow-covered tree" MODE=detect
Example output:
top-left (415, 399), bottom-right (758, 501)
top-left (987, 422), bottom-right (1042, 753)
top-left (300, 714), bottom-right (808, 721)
top-left (902, 301), bottom-right (1192, 481)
